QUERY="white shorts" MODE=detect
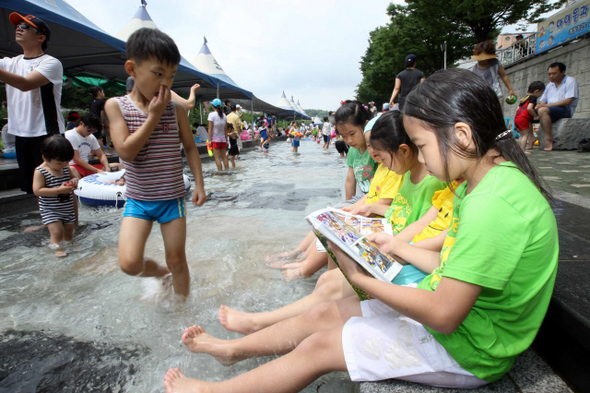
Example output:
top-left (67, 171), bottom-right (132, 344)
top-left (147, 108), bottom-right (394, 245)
top-left (342, 294), bottom-right (487, 389)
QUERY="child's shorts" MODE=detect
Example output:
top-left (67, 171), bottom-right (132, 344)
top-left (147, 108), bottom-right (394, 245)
top-left (342, 293), bottom-right (487, 388)
top-left (292, 139), bottom-right (300, 147)
top-left (71, 163), bottom-right (104, 178)
top-left (123, 197), bottom-right (185, 224)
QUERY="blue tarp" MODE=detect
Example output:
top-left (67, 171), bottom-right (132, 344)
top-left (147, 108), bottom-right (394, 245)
top-left (0, 0), bottom-right (251, 98)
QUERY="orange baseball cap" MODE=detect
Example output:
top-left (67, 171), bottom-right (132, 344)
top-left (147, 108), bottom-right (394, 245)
top-left (9, 12), bottom-right (51, 40)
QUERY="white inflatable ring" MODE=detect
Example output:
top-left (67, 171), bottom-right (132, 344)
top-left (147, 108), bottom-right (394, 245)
top-left (74, 169), bottom-right (191, 208)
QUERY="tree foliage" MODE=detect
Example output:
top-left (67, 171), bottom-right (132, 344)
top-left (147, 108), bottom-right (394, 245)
top-left (356, 0), bottom-right (565, 104)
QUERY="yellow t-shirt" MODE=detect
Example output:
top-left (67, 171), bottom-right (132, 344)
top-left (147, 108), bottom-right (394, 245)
top-left (412, 180), bottom-right (462, 243)
top-left (226, 112), bottom-right (241, 134)
top-left (365, 164), bottom-right (403, 204)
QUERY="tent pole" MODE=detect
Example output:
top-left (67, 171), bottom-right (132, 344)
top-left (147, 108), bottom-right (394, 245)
top-left (199, 101), bottom-right (202, 124)
top-left (216, 81), bottom-right (219, 98)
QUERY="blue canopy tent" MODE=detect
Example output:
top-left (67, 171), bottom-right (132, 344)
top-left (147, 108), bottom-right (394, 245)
top-left (0, 0), bottom-right (228, 92)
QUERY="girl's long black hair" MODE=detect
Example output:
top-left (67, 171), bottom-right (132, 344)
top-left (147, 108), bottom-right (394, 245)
top-left (403, 68), bottom-right (551, 200)
top-left (334, 100), bottom-right (371, 129)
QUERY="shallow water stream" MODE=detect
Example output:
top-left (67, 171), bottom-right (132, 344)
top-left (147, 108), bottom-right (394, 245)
top-left (0, 140), bottom-right (355, 392)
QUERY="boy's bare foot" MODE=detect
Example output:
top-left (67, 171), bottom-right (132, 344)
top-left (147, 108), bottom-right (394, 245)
top-left (55, 249), bottom-right (67, 258)
top-left (219, 305), bottom-right (258, 335)
top-left (164, 368), bottom-right (207, 393)
top-left (181, 325), bottom-right (241, 366)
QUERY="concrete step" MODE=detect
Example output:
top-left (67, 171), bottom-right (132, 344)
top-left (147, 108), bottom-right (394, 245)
top-left (358, 348), bottom-right (574, 392)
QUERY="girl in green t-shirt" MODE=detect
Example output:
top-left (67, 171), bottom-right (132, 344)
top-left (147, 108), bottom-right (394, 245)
top-left (164, 69), bottom-right (558, 392)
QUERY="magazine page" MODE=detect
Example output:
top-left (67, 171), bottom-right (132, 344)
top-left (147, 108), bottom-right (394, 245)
top-left (329, 207), bottom-right (394, 236)
top-left (306, 209), bottom-right (402, 283)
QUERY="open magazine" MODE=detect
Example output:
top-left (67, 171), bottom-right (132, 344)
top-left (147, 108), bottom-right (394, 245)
top-left (306, 208), bottom-right (403, 300)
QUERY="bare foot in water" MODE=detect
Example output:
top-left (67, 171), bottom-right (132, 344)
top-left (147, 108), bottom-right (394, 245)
top-left (281, 261), bottom-right (302, 270)
top-left (181, 325), bottom-right (241, 366)
top-left (265, 249), bottom-right (301, 263)
top-left (49, 243), bottom-right (67, 257)
top-left (281, 267), bottom-right (306, 281)
top-left (164, 368), bottom-right (206, 393)
top-left (219, 305), bottom-right (258, 335)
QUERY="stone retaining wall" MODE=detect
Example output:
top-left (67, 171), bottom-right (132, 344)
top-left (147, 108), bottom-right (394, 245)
top-left (501, 37), bottom-right (590, 119)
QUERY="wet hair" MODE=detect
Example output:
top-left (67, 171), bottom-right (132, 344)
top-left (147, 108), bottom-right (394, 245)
top-left (79, 113), bottom-right (101, 130)
top-left (88, 86), bottom-right (103, 98)
top-left (403, 68), bottom-right (551, 200)
top-left (40, 135), bottom-right (74, 162)
top-left (548, 62), bottom-right (566, 72)
top-left (334, 100), bottom-right (371, 130)
top-left (370, 111), bottom-right (417, 158)
top-left (527, 81), bottom-right (545, 93)
top-left (473, 41), bottom-right (496, 56)
top-left (126, 28), bottom-right (181, 66)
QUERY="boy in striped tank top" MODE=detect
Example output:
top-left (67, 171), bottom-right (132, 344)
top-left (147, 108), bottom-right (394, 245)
top-left (105, 28), bottom-right (207, 298)
top-left (32, 136), bottom-right (78, 257)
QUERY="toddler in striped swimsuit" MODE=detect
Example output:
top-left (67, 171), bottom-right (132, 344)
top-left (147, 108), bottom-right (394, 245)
top-left (105, 28), bottom-right (207, 298)
top-left (32, 136), bottom-right (78, 257)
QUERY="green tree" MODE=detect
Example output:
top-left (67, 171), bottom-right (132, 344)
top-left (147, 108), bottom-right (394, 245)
top-left (356, 4), bottom-right (474, 104)
top-left (357, 0), bottom-right (565, 104)
top-left (406, 0), bottom-right (565, 43)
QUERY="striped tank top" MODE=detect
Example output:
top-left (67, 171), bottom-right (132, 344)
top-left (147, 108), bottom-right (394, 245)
top-left (114, 95), bottom-right (186, 201)
top-left (36, 166), bottom-right (76, 225)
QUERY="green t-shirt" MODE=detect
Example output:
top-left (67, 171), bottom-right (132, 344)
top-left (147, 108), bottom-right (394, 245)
top-left (384, 172), bottom-right (447, 234)
top-left (346, 147), bottom-right (378, 194)
top-left (417, 162), bottom-right (558, 382)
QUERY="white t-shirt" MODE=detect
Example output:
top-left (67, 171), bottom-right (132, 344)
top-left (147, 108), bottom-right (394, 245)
top-left (539, 75), bottom-right (579, 116)
top-left (65, 129), bottom-right (100, 166)
top-left (322, 122), bottom-right (332, 136)
top-left (207, 111), bottom-right (227, 142)
top-left (0, 54), bottom-right (64, 137)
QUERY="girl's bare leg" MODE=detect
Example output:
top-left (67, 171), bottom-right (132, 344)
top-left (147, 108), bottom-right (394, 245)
top-left (47, 221), bottom-right (66, 257)
top-left (221, 149), bottom-right (230, 170)
top-left (212, 148), bottom-right (223, 171)
top-left (63, 223), bottom-right (75, 242)
top-left (164, 326), bottom-right (347, 393)
top-left (220, 269), bottom-right (354, 334)
top-left (182, 295), bottom-right (360, 365)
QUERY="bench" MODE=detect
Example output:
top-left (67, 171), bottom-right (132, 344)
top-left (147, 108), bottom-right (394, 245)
top-left (537, 118), bottom-right (590, 150)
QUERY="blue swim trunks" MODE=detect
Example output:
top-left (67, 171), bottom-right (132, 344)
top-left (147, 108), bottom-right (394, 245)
top-left (260, 130), bottom-right (268, 140)
top-left (292, 139), bottom-right (300, 147)
top-left (123, 197), bottom-right (185, 224)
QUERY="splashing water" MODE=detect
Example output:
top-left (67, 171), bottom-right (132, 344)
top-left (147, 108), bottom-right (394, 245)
top-left (0, 142), bottom-right (355, 392)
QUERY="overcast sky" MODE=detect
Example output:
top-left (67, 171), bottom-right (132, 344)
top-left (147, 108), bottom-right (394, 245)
top-left (64, 0), bottom-right (397, 112)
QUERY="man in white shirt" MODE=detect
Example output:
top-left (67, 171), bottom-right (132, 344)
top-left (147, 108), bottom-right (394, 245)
top-left (65, 113), bottom-right (122, 178)
top-left (536, 62), bottom-right (579, 151)
top-left (0, 13), bottom-right (64, 193)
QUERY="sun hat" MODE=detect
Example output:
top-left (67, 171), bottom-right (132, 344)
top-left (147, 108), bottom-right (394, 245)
top-left (211, 98), bottom-right (222, 107)
top-left (236, 104), bottom-right (242, 109)
top-left (471, 52), bottom-right (498, 61)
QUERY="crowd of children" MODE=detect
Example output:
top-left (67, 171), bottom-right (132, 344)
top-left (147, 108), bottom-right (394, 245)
top-left (25, 27), bottom-right (559, 393)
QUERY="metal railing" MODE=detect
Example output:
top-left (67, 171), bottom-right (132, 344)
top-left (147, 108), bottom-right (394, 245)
top-left (498, 33), bottom-right (538, 67)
